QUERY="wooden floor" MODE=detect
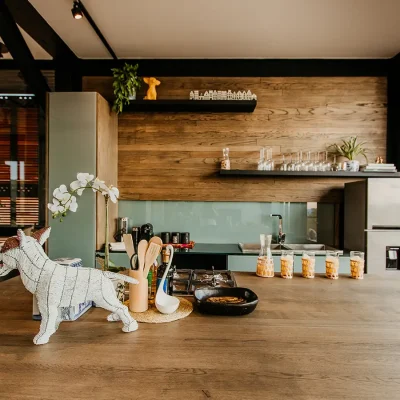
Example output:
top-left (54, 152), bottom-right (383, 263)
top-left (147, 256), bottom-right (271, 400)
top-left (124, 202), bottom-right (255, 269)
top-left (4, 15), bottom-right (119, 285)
top-left (1, 272), bottom-right (400, 400)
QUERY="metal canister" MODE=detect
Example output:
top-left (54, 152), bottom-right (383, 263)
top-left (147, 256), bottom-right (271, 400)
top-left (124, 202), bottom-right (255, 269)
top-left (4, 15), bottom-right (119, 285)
top-left (161, 232), bottom-right (171, 244)
top-left (119, 217), bottom-right (129, 241)
top-left (181, 232), bottom-right (190, 244)
top-left (171, 232), bottom-right (181, 244)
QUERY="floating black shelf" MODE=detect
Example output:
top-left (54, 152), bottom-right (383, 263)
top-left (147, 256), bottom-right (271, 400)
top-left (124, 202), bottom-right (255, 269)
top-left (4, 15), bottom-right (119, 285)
top-left (219, 170), bottom-right (400, 178)
top-left (124, 100), bottom-right (257, 113)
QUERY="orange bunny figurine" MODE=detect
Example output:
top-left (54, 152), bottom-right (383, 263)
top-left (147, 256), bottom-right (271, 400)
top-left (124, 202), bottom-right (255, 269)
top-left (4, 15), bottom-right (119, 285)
top-left (143, 77), bottom-right (160, 100)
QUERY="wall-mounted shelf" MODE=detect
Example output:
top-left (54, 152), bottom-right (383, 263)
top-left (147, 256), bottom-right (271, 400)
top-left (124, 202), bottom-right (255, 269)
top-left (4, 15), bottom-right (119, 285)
top-left (219, 170), bottom-right (400, 178)
top-left (124, 100), bottom-right (257, 113)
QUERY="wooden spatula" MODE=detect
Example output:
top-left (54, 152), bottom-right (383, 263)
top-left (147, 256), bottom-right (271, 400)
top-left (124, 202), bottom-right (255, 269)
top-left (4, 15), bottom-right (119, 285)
top-left (137, 240), bottom-right (148, 272)
top-left (123, 234), bottom-right (135, 259)
top-left (143, 242), bottom-right (162, 278)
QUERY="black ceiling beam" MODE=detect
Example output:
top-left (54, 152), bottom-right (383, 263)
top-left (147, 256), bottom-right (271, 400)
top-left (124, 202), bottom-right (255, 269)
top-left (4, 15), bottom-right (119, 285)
top-left (78, 0), bottom-right (117, 60)
top-left (0, 59), bottom-right (54, 69)
top-left (0, 0), bottom-right (50, 110)
top-left (78, 58), bottom-right (389, 77)
top-left (4, 0), bottom-right (77, 61)
top-left (0, 58), bottom-right (390, 77)
top-left (387, 53), bottom-right (400, 167)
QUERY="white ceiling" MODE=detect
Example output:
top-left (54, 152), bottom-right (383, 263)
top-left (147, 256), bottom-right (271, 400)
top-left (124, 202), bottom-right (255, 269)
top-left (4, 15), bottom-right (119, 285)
top-left (12, 0), bottom-right (400, 59)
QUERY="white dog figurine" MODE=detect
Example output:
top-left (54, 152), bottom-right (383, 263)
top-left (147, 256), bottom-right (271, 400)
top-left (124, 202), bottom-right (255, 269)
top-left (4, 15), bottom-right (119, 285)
top-left (0, 228), bottom-right (139, 345)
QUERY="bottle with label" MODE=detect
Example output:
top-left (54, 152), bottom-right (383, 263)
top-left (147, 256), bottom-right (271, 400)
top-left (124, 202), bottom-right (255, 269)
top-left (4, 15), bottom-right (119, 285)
top-left (256, 234), bottom-right (274, 278)
top-left (167, 265), bottom-right (176, 295)
top-left (157, 247), bottom-right (170, 292)
top-left (221, 148), bottom-right (231, 170)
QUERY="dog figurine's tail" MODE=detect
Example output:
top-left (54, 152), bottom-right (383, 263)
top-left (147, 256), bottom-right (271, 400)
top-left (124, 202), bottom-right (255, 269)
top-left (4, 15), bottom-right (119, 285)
top-left (102, 271), bottom-right (139, 285)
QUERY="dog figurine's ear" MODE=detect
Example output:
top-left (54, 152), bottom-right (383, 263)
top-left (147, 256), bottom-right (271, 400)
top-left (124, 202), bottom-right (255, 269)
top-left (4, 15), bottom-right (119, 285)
top-left (32, 227), bottom-right (51, 246)
top-left (155, 79), bottom-right (161, 86)
top-left (143, 77), bottom-right (149, 84)
top-left (17, 229), bottom-right (27, 247)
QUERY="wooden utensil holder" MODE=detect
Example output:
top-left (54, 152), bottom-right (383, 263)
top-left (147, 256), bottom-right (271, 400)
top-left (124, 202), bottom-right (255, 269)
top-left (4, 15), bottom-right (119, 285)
top-left (129, 270), bottom-right (148, 312)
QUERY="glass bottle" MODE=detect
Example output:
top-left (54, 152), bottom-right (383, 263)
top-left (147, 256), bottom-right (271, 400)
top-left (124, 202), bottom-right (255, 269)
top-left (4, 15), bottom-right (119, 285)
top-left (258, 148), bottom-right (265, 171)
top-left (221, 148), bottom-right (231, 170)
top-left (157, 247), bottom-right (170, 292)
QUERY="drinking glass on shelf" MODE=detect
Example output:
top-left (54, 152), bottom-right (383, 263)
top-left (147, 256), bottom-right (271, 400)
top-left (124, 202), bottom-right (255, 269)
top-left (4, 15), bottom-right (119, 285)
top-left (287, 153), bottom-right (296, 171)
top-left (311, 152), bottom-right (319, 171)
top-left (325, 250), bottom-right (340, 279)
top-left (258, 148), bottom-right (265, 171)
top-left (350, 251), bottom-right (365, 279)
top-left (299, 151), bottom-right (307, 171)
top-left (304, 151), bottom-right (313, 172)
top-left (323, 151), bottom-right (331, 172)
top-left (263, 148), bottom-right (274, 171)
top-left (294, 152), bottom-right (302, 171)
top-left (279, 154), bottom-right (288, 171)
top-left (302, 251), bottom-right (316, 278)
top-left (281, 250), bottom-right (294, 279)
top-left (269, 148), bottom-right (275, 171)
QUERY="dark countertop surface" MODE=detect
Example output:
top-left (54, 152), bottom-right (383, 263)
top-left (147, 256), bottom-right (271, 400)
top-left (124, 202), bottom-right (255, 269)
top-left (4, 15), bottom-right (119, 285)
top-left (107, 243), bottom-right (349, 256)
top-left (173, 243), bottom-right (242, 255)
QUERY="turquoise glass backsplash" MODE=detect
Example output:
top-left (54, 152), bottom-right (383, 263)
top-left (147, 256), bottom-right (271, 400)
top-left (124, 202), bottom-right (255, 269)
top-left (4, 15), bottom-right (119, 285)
top-left (118, 201), bottom-right (333, 244)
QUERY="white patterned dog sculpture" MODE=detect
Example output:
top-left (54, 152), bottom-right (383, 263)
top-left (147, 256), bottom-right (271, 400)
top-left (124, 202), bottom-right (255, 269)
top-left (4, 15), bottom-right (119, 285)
top-left (0, 228), bottom-right (139, 345)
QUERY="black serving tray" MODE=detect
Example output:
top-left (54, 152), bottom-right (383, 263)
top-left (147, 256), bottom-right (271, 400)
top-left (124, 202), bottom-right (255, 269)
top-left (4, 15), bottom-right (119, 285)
top-left (194, 287), bottom-right (258, 316)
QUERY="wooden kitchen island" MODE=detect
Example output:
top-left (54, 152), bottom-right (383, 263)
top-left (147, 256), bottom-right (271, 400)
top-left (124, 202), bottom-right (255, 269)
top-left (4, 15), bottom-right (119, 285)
top-left (1, 272), bottom-right (400, 400)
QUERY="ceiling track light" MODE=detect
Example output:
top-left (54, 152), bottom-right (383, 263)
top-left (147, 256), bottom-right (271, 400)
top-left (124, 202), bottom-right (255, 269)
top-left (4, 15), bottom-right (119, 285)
top-left (71, 1), bottom-right (83, 20)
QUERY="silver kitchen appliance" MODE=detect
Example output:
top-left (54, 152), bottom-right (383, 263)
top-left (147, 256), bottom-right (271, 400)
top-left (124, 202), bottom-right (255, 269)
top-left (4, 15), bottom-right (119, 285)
top-left (344, 178), bottom-right (400, 274)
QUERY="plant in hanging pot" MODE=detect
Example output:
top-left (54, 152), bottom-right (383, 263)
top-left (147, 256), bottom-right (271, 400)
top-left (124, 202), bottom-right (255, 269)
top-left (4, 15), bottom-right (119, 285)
top-left (112, 62), bottom-right (142, 114)
top-left (328, 137), bottom-right (368, 172)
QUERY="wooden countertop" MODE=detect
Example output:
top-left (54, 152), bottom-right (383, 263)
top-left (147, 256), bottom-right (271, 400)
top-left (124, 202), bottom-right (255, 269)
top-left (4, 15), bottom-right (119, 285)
top-left (1, 272), bottom-right (400, 399)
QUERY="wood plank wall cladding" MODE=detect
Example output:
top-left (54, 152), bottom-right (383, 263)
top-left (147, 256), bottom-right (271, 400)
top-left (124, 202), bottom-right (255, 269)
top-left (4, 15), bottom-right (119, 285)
top-left (82, 76), bottom-right (387, 203)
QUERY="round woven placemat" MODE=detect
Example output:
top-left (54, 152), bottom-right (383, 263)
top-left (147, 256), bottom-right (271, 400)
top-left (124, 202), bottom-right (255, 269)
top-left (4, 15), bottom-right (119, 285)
top-left (124, 297), bottom-right (193, 323)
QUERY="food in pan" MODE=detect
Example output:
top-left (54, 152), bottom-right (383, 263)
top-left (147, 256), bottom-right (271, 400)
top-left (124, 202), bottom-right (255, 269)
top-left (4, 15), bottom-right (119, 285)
top-left (206, 296), bottom-right (245, 304)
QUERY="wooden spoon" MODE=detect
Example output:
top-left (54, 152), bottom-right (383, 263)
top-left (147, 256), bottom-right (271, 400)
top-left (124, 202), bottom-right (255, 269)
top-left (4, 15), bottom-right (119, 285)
top-left (137, 240), bottom-right (148, 272)
top-left (143, 236), bottom-right (163, 278)
top-left (149, 236), bottom-right (163, 248)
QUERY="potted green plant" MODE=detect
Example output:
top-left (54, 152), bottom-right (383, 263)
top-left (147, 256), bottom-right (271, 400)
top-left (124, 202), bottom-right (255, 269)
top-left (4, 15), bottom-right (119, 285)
top-left (111, 63), bottom-right (141, 114)
top-left (328, 137), bottom-right (368, 172)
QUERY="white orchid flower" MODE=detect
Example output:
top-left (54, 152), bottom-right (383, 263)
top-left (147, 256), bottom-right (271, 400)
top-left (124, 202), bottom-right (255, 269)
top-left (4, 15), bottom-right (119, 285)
top-left (92, 177), bottom-right (108, 192)
top-left (107, 186), bottom-right (120, 203)
top-left (53, 184), bottom-right (69, 201)
top-left (47, 198), bottom-right (64, 214)
top-left (70, 172), bottom-right (95, 195)
top-left (69, 196), bottom-right (78, 212)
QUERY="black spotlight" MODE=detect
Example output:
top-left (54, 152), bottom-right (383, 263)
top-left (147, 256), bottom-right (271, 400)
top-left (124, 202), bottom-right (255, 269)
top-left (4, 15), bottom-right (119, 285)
top-left (71, 1), bottom-right (83, 19)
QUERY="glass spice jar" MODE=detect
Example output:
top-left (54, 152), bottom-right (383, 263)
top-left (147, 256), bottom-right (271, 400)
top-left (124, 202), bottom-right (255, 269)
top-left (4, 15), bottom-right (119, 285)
top-left (302, 251), bottom-right (316, 278)
top-left (350, 251), bottom-right (364, 279)
top-left (326, 251), bottom-right (340, 279)
top-left (281, 251), bottom-right (294, 279)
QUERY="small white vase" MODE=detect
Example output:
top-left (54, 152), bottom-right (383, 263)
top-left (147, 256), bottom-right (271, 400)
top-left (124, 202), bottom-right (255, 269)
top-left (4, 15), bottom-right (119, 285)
top-left (128, 88), bottom-right (136, 100)
top-left (344, 160), bottom-right (360, 172)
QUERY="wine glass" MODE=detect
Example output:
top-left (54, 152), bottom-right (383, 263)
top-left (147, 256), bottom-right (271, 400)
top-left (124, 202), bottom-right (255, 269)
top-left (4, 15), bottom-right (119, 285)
top-left (287, 153), bottom-right (296, 171)
top-left (280, 154), bottom-right (287, 171)
top-left (306, 151), bottom-right (314, 172)
top-left (294, 152), bottom-right (301, 171)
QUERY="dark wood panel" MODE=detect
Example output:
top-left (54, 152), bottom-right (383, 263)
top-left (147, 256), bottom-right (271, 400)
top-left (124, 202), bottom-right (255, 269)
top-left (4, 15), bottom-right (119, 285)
top-left (84, 76), bottom-right (387, 203)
